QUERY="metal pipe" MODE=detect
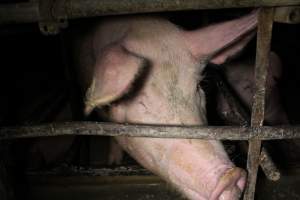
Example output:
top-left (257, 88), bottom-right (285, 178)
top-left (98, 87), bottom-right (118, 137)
top-left (243, 8), bottom-right (274, 200)
top-left (1, 0), bottom-right (300, 25)
top-left (0, 122), bottom-right (300, 140)
top-left (259, 149), bottom-right (280, 181)
top-left (274, 6), bottom-right (300, 24)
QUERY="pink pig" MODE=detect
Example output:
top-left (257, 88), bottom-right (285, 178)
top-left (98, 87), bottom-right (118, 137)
top-left (76, 11), bottom-right (258, 200)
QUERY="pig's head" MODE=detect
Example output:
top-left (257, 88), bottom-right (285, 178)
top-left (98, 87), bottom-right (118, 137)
top-left (81, 11), bottom-right (257, 200)
top-left (84, 11), bottom-right (257, 126)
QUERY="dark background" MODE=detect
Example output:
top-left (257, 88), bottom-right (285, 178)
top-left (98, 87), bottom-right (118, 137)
top-left (0, 4), bottom-right (299, 200)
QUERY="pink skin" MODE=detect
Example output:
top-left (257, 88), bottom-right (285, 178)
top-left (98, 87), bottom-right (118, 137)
top-left (221, 52), bottom-right (289, 125)
top-left (78, 11), bottom-right (258, 200)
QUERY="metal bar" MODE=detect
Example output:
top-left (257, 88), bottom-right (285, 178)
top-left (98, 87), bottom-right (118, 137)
top-left (1, 0), bottom-right (300, 25)
top-left (259, 149), bottom-right (280, 181)
top-left (1, 122), bottom-right (300, 140)
top-left (274, 6), bottom-right (300, 24)
top-left (243, 8), bottom-right (274, 200)
top-left (0, 2), bottom-right (39, 24)
top-left (216, 73), bottom-right (280, 181)
top-left (27, 165), bottom-right (153, 176)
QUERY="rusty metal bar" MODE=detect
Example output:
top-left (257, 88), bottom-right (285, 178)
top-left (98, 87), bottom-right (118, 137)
top-left (216, 73), bottom-right (280, 181)
top-left (27, 165), bottom-right (153, 176)
top-left (243, 8), bottom-right (274, 200)
top-left (1, 122), bottom-right (300, 140)
top-left (274, 6), bottom-right (300, 23)
top-left (0, 0), bottom-right (300, 25)
top-left (259, 149), bottom-right (280, 181)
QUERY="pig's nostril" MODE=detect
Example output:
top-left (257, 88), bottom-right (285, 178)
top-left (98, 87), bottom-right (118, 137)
top-left (209, 167), bottom-right (246, 200)
top-left (237, 172), bottom-right (247, 191)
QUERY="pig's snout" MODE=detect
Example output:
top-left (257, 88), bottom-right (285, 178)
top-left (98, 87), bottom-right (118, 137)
top-left (209, 167), bottom-right (246, 200)
top-left (179, 167), bottom-right (246, 200)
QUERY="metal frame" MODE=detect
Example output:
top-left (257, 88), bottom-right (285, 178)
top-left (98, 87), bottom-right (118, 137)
top-left (0, 1), bottom-right (300, 200)
top-left (1, 122), bottom-right (300, 140)
top-left (244, 8), bottom-right (274, 199)
top-left (0, 1), bottom-right (299, 24)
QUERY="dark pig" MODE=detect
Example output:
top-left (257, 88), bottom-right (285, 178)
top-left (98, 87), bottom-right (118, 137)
top-left (216, 52), bottom-right (288, 181)
top-left (219, 52), bottom-right (289, 125)
top-left (76, 12), bottom-right (258, 200)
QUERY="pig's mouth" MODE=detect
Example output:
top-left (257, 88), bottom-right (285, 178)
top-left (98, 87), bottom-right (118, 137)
top-left (173, 167), bottom-right (246, 200)
top-left (208, 167), bottom-right (246, 200)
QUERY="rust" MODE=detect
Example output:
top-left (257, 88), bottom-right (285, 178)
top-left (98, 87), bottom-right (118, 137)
top-left (243, 8), bottom-right (274, 200)
top-left (216, 73), bottom-right (280, 182)
top-left (0, 1), bottom-right (300, 25)
top-left (1, 122), bottom-right (300, 141)
top-left (259, 150), bottom-right (280, 181)
top-left (275, 6), bottom-right (300, 24)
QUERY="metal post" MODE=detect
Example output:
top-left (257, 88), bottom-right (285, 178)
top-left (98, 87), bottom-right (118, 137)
top-left (216, 73), bottom-right (280, 181)
top-left (243, 8), bottom-right (274, 200)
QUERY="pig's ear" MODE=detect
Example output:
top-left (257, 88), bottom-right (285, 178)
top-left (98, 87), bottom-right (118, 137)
top-left (183, 10), bottom-right (258, 65)
top-left (84, 45), bottom-right (145, 115)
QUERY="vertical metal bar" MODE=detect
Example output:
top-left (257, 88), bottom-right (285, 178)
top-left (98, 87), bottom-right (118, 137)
top-left (243, 8), bottom-right (274, 200)
top-left (216, 73), bottom-right (280, 181)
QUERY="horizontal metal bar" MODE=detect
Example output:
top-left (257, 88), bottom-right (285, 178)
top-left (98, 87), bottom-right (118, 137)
top-left (0, 2), bottom-right (39, 24)
top-left (1, 0), bottom-right (300, 24)
top-left (0, 122), bottom-right (300, 140)
top-left (27, 165), bottom-right (152, 177)
top-left (274, 6), bottom-right (300, 23)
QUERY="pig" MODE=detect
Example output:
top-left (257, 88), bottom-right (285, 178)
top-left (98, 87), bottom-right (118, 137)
top-left (75, 11), bottom-right (258, 200)
top-left (218, 52), bottom-right (297, 171)
top-left (219, 52), bottom-right (289, 125)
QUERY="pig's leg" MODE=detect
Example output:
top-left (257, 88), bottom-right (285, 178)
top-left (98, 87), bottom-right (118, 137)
top-left (108, 138), bottom-right (124, 165)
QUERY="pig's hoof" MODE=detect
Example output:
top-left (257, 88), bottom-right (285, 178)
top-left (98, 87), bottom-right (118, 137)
top-left (209, 167), bottom-right (246, 200)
